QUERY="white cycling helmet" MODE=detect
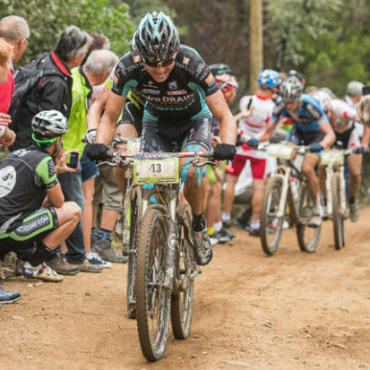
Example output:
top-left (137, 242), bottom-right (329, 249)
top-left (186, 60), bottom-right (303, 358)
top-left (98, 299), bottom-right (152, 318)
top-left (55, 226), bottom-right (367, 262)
top-left (32, 110), bottom-right (68, 142)
top-left (314, 90), bottom-right (332, 113)
top-left (278, 76), bottom-right (303, 103)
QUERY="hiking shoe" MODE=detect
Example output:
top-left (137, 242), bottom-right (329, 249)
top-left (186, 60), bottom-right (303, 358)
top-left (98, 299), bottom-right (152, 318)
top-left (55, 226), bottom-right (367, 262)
top-left (212, 230), bottom-right (230, 244)
top-left (0, 288), bottom-right (20, 304)
top-left (349, 202), bottom-right (360, 222)
top-left (0, 252), bottom-right (17, 279)
top-left (193, 228), bottom-right (213, 266)
top-left (77, 259), bottom-right (103, 273)
top-left (93, 239), bottom-right (128, 263)
top-left (249, 228), bottom-right (260, 237)
top-left (47, 254), bottom-right (80, 276)
top-left (87, 252), bottom-right (112, 269)
top-left (23, 262), bottom-right (64, 282)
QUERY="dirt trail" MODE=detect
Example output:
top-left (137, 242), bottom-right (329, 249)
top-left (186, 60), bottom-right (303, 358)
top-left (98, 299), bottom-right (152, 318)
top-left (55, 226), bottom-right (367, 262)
top-left (0, 208), bottom-right (369, 370)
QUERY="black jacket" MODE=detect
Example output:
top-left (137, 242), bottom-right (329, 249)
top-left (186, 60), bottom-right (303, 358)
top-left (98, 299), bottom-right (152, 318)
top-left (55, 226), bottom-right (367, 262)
top-left (10, 52), bottom-right (72, 151)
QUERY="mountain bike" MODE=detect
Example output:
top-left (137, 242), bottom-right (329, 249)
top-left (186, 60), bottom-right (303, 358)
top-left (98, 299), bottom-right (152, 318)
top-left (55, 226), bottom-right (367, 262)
top-left (106, 149), bottom-right (213, 361)
top-left (320, 147), bottom-right (358, 250)
top-left (259, 142), bottom-right (322, 255)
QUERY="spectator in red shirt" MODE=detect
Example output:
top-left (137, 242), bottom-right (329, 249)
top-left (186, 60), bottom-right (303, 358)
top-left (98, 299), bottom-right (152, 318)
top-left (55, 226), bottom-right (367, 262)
top-left (0, 15), bottom-right (30, 113)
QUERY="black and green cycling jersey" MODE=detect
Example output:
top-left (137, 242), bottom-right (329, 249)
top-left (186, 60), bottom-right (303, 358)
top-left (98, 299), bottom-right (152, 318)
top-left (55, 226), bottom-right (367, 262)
top-left (106, 44), bottom-right (219, 121)
top-left (0, 146), bottom-right (58, 232)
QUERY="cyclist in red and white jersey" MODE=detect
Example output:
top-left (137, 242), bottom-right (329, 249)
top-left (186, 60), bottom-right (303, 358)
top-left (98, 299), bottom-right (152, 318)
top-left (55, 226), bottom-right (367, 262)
top-left (314, 90), bottom-right (369, 221)
top-left (222, 69), bottom-right (280, 236)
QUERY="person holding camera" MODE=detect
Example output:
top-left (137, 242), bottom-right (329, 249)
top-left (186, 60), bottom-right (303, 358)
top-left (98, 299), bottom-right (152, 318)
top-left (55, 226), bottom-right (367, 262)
top-left (0, 110), bottom-right (81, 282)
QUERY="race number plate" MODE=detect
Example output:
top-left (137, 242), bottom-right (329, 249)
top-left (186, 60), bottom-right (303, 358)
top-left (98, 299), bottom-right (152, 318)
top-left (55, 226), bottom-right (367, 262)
top-left (134, 156), bottom-right (179, 184)
top-left (127, 139), bottom-right (140, 154)
top-left (321, 150), bottom-right (344, 165)
top-left (266, 144), bottom-right (294, 159)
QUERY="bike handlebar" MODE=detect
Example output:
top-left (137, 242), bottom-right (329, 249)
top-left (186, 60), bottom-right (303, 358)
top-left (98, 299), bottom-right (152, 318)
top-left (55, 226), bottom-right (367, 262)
top-left (98, 150), bottom-right (215, 168)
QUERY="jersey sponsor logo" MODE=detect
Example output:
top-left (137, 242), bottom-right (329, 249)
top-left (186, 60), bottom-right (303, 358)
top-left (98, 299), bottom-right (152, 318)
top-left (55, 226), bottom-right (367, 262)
top-left (205, 73), bottom-right (214, 86)
top-left (167, 89), bottom-right (188, 96)
top-left (145, 94), bottom-right (194, 105)
top-left (0, 165), bottom-right (16, 198)
top-left (168, 81), bottom-right (178, 90)
top-left (47, 159), bottom-right (55, 179)
top-left (142, 88), bottom-right (160, 95)
top-left (182, 56), bottom-right (190, 65)
top-left (15, 212), bottom-right (51, 237)
top-left (133, 55), bottom-right (142, 63)
top-left (13, 149), bottom-right (31, 157)
top-left (306, 103), bottom-right (321, 120)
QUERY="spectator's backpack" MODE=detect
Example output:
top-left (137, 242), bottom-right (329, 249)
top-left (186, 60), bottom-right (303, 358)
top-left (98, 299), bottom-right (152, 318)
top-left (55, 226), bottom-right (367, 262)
top-left (8, 53), bottom-right (59, 124)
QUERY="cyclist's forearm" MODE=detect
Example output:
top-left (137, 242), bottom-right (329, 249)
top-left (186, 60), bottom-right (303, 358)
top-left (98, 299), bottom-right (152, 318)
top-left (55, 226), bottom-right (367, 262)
top-left (361, 124), bottom-right (370, 147)
top-left (220, 115), bottom-right (237, 145)
top-left (258, 122), bottom-right (275, 142)
top-left (96, 115), bottom-right (116, 145)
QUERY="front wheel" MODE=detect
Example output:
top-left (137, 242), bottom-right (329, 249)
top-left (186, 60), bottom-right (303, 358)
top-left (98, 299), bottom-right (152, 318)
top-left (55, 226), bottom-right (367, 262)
top-left (260, 176), bottom-right (286, 256)
top-left (331, 173), bottom-right (345, 250)
top-left (136, 207), bottom-right (171, 361)
top-left (296, 183), bottom-right (321, 253)
top-left (171, 203), bottom-right (195, 339)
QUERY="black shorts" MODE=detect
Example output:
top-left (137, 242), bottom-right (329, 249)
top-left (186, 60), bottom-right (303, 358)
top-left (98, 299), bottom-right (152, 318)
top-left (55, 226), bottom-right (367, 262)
top-left (141, 115), bottom-right (212, 153)
top-left (0, 207), bottom-right (58, 252)
top-left (119, 101), bottom-right (143, 136)
top-left (334, 125), bottom-right (355, 149)
top-left (289, 127), bottom-right (324, 146)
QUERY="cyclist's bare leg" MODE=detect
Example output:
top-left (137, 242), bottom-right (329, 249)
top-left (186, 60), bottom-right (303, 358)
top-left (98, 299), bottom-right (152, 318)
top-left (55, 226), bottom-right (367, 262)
top-left (100, 208), bottom-right (119, 231)
top-left (42, 202), bottom-right (81, 249)
top-left (82, 177), bottom-right (95, 255)
top-left (223, 174), bottom-right (238, 214)
top-left (251, 178), bottom-right (264, 221)
top-left (347, 153), bottom-right (362, 199)
top-left (206, 179), bottom-right (222, 229)
top-left (318, 165), bottom-right (327, 200)
top-left (301, 154), bottom-right (320, 202)
top-left (180, 145), bottom-right (208, 216)
top-left (114, 123), bottom-right (138, 195)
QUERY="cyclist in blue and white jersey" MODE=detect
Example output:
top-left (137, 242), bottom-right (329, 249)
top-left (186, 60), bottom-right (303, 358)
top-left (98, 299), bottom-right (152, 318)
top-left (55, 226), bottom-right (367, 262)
top-left (248, 76), bottom-right (335, 227)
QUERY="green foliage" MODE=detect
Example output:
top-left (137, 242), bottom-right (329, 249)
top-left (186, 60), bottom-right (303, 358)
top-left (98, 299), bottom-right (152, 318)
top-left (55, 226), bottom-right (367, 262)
top-left (0, 0), bottom-right (134, 63)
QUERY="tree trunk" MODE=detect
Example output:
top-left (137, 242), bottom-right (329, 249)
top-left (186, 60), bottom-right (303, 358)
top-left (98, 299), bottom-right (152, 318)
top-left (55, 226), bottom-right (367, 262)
top-left (249, 0), bottom-right (263, 94)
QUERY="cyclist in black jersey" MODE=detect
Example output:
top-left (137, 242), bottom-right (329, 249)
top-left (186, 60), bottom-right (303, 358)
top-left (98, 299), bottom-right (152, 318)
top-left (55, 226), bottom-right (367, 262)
top-left (0, 110), bottom-right (82, 281)
top-left (86, 11), bottom-right (237, 265)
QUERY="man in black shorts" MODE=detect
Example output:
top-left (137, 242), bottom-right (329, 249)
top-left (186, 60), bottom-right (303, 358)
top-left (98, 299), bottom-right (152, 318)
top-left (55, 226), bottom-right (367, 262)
top-left (86, 11), bottom-right (236, 265)
top-left (0, 110), bottom-right (81, 282)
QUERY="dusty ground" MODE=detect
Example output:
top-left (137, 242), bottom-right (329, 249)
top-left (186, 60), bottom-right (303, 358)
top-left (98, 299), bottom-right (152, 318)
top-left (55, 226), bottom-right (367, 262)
top-left (0, 208), bottom-right (369, 370)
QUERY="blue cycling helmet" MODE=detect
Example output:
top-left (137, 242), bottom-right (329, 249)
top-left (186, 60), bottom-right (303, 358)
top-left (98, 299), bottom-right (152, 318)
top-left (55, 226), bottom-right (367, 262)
top-left (258, 69), bottom-right (280, 89)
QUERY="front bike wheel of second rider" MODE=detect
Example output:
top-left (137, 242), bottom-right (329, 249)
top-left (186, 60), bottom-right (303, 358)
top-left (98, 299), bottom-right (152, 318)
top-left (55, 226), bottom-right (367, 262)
top-left (136, 207), bottom-right (171, 361)
top-left (260, 176), bottom-right (285, 256)
top-left (125, 186), bottom-right (142, 319)
top-left (171, 202), bottom-right (195, 339)
top-left (331, 173), bottom-right (345, 249)
top-left (297, 183), bottom-right (322, 253)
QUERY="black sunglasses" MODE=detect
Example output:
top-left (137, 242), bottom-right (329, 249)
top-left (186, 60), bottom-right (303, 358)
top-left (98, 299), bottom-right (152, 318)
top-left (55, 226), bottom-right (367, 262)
top-left (144, 58), bottom-right (175, 68)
